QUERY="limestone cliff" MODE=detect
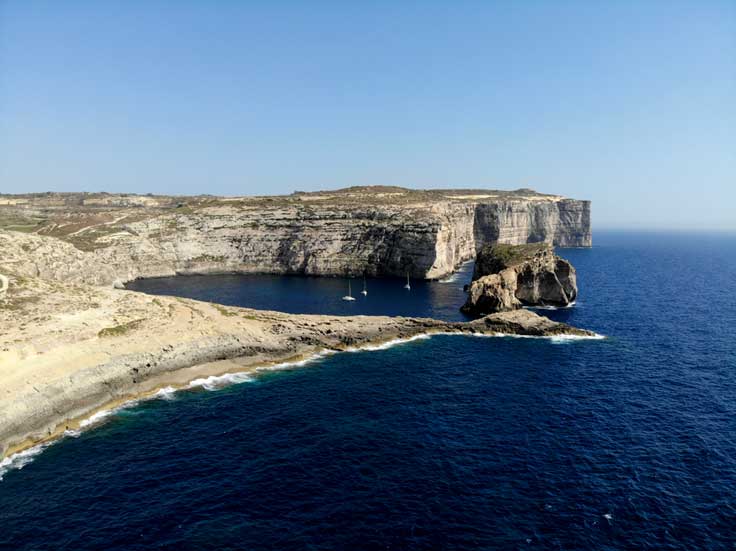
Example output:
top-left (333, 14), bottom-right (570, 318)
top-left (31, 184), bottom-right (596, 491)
top-left (461, 243), bottom-right (578, 315)
top-left (0, 187), bottom-right (590, 286)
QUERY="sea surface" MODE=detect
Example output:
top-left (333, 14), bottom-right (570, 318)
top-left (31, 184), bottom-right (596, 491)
top-left (2, 231), bottom-right (735, 550)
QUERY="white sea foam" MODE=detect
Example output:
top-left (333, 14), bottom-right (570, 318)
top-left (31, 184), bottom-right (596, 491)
top-left (344, 331), bottom-right (606, 350)
top-left (0, 401), bottom-right (139, 481)
top-left (256, 350), bottom-right (338, 372)
top-left (438, 272), bottom-right (461, 283)
top-left (78, 399), bottom-right (140, 428)
top-left (154, 386), bottom-right (177, 400)
top-left (346, 333), bottom-right (431, 352)
top-left (79, 409), bottom-right (114, 428)
top-left (438, 260), bottom-right (474, 283)
top-left (524, 301), bottom-right (577, 311)
top-left (465, 330), bottom-right (604, 342)
top-left (188, 372), bottom-right (255, 391)
top-left (1, 388), bottom-right (174, 481)
top-left (548, 333), bottom-right (605, 344)
top-left (0, 442), bottom-right (52, 481)
top-left (0, 369), bottom-right (252, 482)
top-left (409, 331), bottom-right (605, 343)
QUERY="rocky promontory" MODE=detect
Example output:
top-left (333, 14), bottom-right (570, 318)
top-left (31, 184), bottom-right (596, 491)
top-left (461, 243), bottom-right (578, 315)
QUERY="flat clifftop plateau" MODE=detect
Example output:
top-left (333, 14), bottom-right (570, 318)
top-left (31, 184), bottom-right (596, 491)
top-left (462, 243), bottom-right (578, 315)
top-left (0, 186), bottom-right (590, 285)
top-left (0, 186), bottom-right (564, 209)
top-left (0, 258), bottom-right (594, 461)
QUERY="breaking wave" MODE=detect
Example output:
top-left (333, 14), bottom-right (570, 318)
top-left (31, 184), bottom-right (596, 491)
top-left (346, 334), bottom-right (431, 352)
top-left (438, 260), bottom-right (474, 284)
top-left (153, 386), bottom-right (177, 400)
top-left (524, 301), bottom-right (577, 311)
top-left (0, 443), bottom-right (52, 482)
top-left (188, 372), bottom-right (255, 391)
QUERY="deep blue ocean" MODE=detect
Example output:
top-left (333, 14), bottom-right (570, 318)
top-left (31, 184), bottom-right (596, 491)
top-left (2, 231), bottom-right (735, 550)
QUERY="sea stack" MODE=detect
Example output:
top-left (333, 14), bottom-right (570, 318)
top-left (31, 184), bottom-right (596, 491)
top-left (461, 243), bottom-right (577, 315)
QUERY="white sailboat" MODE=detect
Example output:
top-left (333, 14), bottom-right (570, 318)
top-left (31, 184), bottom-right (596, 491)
top-left (342, 279), bottom-right (356, 301)
top-left (404, 272), bottom-right (411, 290)
top-left (361, 275), bottom-right (368, 296)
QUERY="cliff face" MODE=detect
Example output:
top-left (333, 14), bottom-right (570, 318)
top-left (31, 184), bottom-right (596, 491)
top-left (472, 198), bottom-right (590, 247)
top-left (462, 243), bottom-right (578, 315)
top-left (0, 187), bottom-right (590, 285)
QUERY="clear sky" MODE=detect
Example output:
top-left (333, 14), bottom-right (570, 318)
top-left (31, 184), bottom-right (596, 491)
top-left (1, 1), bottom-right (734, 229)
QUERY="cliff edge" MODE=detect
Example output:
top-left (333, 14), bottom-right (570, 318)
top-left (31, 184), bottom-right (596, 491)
top-left (0, 186), bottom-right (591, 284)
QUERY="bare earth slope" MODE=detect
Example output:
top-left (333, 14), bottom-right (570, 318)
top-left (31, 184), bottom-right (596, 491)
top-left (0, 186), bottom-right (591, 283)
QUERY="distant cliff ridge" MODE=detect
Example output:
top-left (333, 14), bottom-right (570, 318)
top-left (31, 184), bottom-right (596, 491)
top-left (0, 186), bottom-right (591, 284)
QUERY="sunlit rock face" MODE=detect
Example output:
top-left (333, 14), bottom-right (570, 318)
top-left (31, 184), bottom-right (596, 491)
top-left (0, 187), bottom-right (590, 285)
top-left (461, 243), bottom-right (578, 315)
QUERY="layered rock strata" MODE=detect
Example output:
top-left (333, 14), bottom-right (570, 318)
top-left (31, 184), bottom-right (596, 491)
top-left (461, 243), bottom-right (578, 315)
top-left (0, 187), bottom-right (591, 285)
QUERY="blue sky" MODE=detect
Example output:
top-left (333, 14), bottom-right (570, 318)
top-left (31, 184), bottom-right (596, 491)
top-left (1, 1), bottom-right (734, 229)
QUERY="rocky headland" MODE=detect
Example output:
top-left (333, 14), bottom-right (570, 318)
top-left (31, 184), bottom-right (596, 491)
top-left (0, 186), bottom-right (591, 284)
top-left (461, 243), bottom-right (578, 315)
top-left (0, 186), bottom-right (594, 463)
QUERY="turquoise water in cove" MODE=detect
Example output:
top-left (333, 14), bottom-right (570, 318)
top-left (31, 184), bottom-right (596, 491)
top-left (1, 231), bottom-right (735, 550)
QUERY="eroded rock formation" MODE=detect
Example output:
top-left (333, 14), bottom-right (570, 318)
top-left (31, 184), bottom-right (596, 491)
top-left (461, 243), bottom-right (578, 315)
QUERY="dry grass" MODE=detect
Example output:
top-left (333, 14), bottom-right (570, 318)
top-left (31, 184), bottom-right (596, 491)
top-left (97, 319), bottom-right (144, 338)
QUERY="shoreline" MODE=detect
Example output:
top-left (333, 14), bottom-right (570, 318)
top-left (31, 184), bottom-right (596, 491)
top-left (1, 226), bottom-right (599, 468)
top-left (0, 326), bottom-right (604, 476)
top-left (1, 347), bottom-right (325, 470)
